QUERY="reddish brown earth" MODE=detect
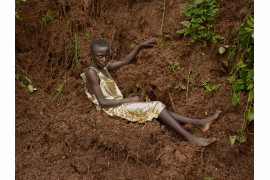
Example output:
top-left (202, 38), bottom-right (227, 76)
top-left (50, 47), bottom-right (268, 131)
top-left (15, 0), bottom-right (254, 179)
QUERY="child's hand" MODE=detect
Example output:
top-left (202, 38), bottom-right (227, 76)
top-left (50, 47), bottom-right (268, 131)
top-left (139, 39), bottom-right (156, 49)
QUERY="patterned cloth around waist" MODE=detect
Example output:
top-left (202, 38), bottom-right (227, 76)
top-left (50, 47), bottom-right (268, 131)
top-left (81, 66), bottom-right (165, 123)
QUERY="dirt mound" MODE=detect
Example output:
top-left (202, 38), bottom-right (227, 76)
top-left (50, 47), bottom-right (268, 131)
top-left (16, 0), bottom-right (253, 179)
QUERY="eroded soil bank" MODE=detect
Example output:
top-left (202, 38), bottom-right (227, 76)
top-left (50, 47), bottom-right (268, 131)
top-left (16, 0), bottom-right (254, 179)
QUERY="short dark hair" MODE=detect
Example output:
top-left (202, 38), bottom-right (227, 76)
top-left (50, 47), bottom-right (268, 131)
top-left (90, 39), bottom-right (109, 53)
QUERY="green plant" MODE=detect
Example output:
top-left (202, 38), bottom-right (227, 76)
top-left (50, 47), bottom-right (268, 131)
top-left (15, 73), bottom-right (37, 92)
top-left (228, 13), bottom-right (254, 136)
top-left (55, 82), bottom-right (64, 98)
top-left (168, 61), bottom-right (180, 70)
top-left (230, 133), bottom-right (247, 146)
top-left (15, 0), bottom-right (27, 19)
top-left (218, 45), bottom-right (229, 54)
top-left (192, 131), bottom-right (200, 137)
top-left (85, 33), bottom-right (91, 42)
top-left (227, 13), bottom-right (254, 144)
top-left (55, 80), bottom-right (72, 106)
top-left (202, 77), bottom-right (220, 93)
top-left (159, 42), bottom-right (165, 48)
top-left (43, 12), bottom-right (55, 26)
top-left (65, 19), bottom-right (72, 29)
top-left (175, 83), bottom-right (186, 92)
top-left (68, 33), bottom-right (81, 68)
top-left (177, 0), bottom-right (223, 44)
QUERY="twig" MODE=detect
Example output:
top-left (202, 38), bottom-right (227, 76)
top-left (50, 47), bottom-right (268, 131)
top-left (186, 68), bottom-right (192, 99)
top-left (120, 153), bottom-right (130, 178)
top-left (129, 155), bottom-right (150, 178)
top-left (168, 92), bottom-right (175, 111)
top-left (160, 0), bottom-right (166, 34)
top-left (109, 27), bottom-right (116, 50)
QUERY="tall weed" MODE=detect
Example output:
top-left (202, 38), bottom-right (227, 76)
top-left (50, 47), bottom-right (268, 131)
top-left (228, 13), bottom-right (254, 139)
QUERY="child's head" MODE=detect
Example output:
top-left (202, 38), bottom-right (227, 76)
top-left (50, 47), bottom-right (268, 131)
top-left (90, 39), bottom-right (110, 67)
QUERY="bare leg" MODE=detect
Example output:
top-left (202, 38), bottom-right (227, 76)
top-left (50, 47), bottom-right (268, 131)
top-left (158, 108), bottom-right (216, 146)
top-left (168, 110), bottom-right (221, 132)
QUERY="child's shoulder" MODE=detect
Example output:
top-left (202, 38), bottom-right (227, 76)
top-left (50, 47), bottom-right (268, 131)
top-left (85, 67), bottom-right (100, 82)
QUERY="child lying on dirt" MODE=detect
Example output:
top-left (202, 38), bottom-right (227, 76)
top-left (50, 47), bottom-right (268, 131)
top-left (81, 39), bottom-right (221, 146)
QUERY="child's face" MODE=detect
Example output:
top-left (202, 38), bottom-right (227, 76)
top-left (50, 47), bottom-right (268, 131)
top-left (92, 46), bottom-right (110, 68)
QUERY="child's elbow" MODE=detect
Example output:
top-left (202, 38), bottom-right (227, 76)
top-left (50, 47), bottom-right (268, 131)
top-left (98, 100), bottom-right (108, 108)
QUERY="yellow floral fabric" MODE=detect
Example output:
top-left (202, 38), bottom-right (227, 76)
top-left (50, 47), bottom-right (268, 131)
top-left (81, 67), bottom-right (166, 123)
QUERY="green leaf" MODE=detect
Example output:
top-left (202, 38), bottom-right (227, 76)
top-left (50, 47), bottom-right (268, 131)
top-left (192, 8), bottom-right (204, 15)
top-left (228, 75), bottom-right (235, 83)
top-left (20, 82), bottom-right (26, 88)
top-left (230, 136), bottom-right (237, 145)
top-left (197, 25), bottom-right (205, 30)
top-left (231, 67), bottom-right (238, 73)
top-left (176, 29), bottom-right (188, 34)
top-left (246, 48), bottom-right (254, 62)
top-left (239, 70), bottom-right (248, 81)
top-left (206, 9), bottom-right (218, 16)
top-left (228, 48), bottom-right (236, 61)
top-left (219, 47), bottom-right (226, 54)
top-left (238, 28), bottom-right (247, 35)
top-left (185, 11), bottom-right (192, 17)
top-left (237, 61), bottom-right (247, 69)
top-left (28, 85), bottom-right (35, 92)
top-left (247, 69), bottom-right (254, 78)
top-left (194, 0), bottom-right (203, 4)
top-left (57, 83), bottom-right (64, 93)
top-left (184, 29), bottom-right (191, 36)
top-left (232, 81), bottom-right (244, 91)
top-left (180, 10), bottom-right (186, 14)
top-left (201, 15), bottom-right (207, 21)
top-left (182, 4), bottom-right (195, 10)
top-left (191, 18), bottom-right (203, 23)
top-left (192, 23), bottom-right (200, 29)
top-left (248, 89), bottom-right (254, 102)
top-left (15, 11), bottom-right (20, 19)
top-left (247, 83), bottom-right (254, 90)
top-left (22, 76), bottom-right (31, 83)
top-left (222, 60), bottom-right (228, 67)
top-left (239, 134), bottom-right (246, 143)
top-left (232, 92), bottom-right (240, 106)
top-left (207, 16), bottom-right (214, 21)
top-left (248, 110), bottom-right (254, 123)
top-left (180, 21), bottom-right (191, 28)
top-left (15, 74), bottom-right (19, 80)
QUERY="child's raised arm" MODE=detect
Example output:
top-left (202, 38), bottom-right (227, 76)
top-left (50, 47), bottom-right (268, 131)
top-left (106, 39), bottom-right (156, 71)
top-left (86, 68), bottom-right (141, 108)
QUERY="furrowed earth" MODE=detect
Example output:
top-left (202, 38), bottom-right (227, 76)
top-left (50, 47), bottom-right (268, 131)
top-left (15, 0), bottom-right (254, 179)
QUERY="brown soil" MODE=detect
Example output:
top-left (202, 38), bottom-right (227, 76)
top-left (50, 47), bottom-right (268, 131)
top-left (16, 0), bottom-right (254, 179)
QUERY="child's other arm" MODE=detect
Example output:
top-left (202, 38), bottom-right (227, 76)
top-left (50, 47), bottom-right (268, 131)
top-left (86, 69), bottom-right (141, 108)
top-left (106, 39), bottom-right (156, 71)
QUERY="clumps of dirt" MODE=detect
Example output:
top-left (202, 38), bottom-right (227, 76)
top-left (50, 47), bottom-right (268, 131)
top-left (16, 0), bottom-right (253, 179)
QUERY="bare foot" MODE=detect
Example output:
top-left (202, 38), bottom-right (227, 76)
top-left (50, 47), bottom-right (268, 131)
top-left (197, 110), bottom-right (221, 132)
top-left (189, 137), bottom-right (217, 146)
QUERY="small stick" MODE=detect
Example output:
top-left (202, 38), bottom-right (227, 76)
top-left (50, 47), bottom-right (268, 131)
top-left (168, 92), bottom-right (176, 111)
top-left (109, 27), bottom-right (116, 51)
top-left (186, 68), bottom-right (191, 99)
top-left (160, 0), bottom-right (166, 34)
